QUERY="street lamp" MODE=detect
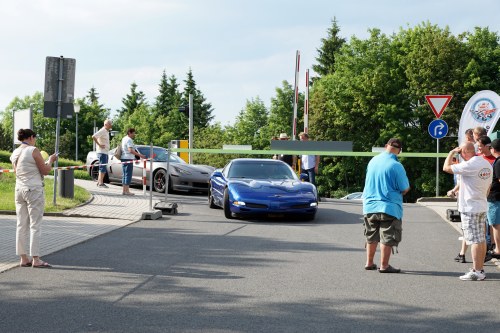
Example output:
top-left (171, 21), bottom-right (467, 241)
top-left (74, 102), bottom-right (81, 161)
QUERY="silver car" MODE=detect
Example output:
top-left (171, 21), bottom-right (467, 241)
top-left (86, 145), bottom-right (215, 193)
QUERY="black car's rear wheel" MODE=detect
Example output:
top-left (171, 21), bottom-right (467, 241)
top-left (223, 188), bottom-right (233, 219)
top-left (153, 169), bottom-right (167, 193)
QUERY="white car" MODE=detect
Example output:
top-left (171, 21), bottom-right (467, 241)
top-left (340, 192), bottom-right (363, 201)
top-left (86, 145), bottom-right (215, 193)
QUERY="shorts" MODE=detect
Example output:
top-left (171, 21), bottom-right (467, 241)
top-left (121, 159), bottom-right (134, 185)
top-left (97, 153), bottom-right (108, 173)
top-left (461, 212), bottom-right (487, 245)
top-left (364, 213), bottom-right (402, 246)
top-left (487, 201), bottom-right (500, 226)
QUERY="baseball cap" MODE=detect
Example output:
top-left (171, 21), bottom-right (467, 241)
top-left (387, 138), bottom-right (403, 150)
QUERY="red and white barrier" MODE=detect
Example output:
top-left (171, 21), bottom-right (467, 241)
top-left (1, 158), bottom-right (151, 174)
top-left (292, 50), bottom-right (300, 140)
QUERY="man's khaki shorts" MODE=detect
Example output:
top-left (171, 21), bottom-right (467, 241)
top-left (364, 213), bottom-right (402, 246)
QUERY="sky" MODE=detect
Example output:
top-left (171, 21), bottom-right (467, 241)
top-left (1, 0), bottom-right (500, 126)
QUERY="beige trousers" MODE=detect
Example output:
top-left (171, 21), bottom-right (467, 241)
top-left (15, 187), bottom-right (45, 256)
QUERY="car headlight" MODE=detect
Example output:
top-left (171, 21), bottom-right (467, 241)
top-left (233, 201), bottom-right (246, 206)
top-left (310, 202), bottom-right (318, 207)
top-left (172, 166), bottom-right (192, 175)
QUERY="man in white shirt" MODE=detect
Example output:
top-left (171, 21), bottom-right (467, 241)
top-left (298, 132), bottom-right (319, 185)
top-left (443, 141), bottom-right (492, 281)
top-left (92, 119), bottom-right (112, 188)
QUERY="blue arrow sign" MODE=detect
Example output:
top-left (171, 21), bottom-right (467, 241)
top-left (428, 119), bottom-right (448, 139)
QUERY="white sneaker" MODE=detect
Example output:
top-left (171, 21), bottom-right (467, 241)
top-left (459, 269), bottom-right (485, 281)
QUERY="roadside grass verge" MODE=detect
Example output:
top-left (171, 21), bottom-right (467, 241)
top-left (0, 162), bottom-right (91, 212)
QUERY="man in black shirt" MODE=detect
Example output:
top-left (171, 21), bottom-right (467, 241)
top-left (275, 133), bottom-right (294, 169)
top-left (487, 139), bottom-right (500, 258)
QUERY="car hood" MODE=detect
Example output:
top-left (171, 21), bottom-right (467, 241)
top-left (229, 179), bottom-right (315, 194)
top-left (161, 162), bottom-right (215, 174)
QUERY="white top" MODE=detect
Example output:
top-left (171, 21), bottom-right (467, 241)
top-left (121, 136), bottom-right (136, 160)
top-left (451, 156), bottom-right (492, 213)
top-left (301, 154), bottom-right (316, 170)
top-left (92, 127), bottom-right (110, 153)
top-left (10, 145), bottom-right (43, 188)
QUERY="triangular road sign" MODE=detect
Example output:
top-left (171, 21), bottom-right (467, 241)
top-left (425, 95), bottom-right (452, 118)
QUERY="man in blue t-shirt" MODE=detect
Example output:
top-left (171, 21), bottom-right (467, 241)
top-left (362, 138), bottom-right (410, 273)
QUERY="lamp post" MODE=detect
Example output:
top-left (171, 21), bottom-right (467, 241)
top-left (74, 102), bottom-right (81, 161)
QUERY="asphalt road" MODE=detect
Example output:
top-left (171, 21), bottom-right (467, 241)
top-left (0, 195), bottom-right (499, 333)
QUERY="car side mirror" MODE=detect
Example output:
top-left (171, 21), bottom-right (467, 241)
top-left (212, 170), bottom-right (223, 178)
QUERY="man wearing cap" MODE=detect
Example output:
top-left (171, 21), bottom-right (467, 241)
top-left (362, 138), bottom-right (410, 273)
top-left (276, 133), bottom-right (294, 168)
top-left (443, 141), bottom-right (492, 281)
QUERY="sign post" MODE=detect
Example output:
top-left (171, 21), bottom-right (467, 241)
top-left (426, 95), bottom-right (452, 197)
top-left (43, 56), bottom-right (76, 206)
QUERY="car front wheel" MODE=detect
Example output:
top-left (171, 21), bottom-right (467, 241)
top-left (223, 188), bottom-right (233, 219)
top-left (153, 169), bottom-right (167, 193)
top-left (208, 187), bottom-right (218, 209)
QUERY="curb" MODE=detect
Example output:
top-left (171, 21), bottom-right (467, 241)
top-left (417, 197), bottom-right (457, 203)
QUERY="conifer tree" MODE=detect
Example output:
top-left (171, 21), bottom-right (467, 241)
top-left (119, 82), bottom-right (146, 118)
top-left (182, 68), bottom-right (214, 128)
top-left (313, 17), bottom-right (346, 77)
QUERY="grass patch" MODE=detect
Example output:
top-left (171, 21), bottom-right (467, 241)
top-left (0, 162), bottom-right (91, 212)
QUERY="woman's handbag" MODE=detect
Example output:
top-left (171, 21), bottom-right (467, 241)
top-left (113, 144), bottom-right (122, 159)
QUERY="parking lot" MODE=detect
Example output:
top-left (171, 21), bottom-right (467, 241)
top-left (0, 180), bottom-right (499, 332)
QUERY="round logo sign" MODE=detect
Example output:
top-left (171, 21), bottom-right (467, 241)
top-left (470, 98), bottom-right (497, 123)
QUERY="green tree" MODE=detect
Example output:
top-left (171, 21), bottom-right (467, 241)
top-left (77, 87), bottom-right (111, 158)
top-left (313, 17), bottom-right (346, 77)
top-left (232, 97), bottom-right (269, 149)
top-left (182, 68), bottom-right (214, 128)
top-left (461, 27), bottom-right (500, 99)
top-left (122, 104), bottom-right (154, 145)
top-left (155, 70), bottom-right (182, 118)
top-left (118, 82), bottom-right (146, 118)
top-left (395, 23), bottom-right (470, 200)
top-left (267, 81), bottom-right (304, 140)
top-left (193, 123), bottom-right (235, 168)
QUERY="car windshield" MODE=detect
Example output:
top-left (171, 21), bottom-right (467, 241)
top-left (228, 161), bottom-right (295, 180)
top-left (136, 147), bottom-right (186, 164)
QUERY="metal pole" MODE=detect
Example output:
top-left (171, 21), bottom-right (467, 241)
top-left (12, 109), bottom-right (15, 151)
top-left (93, 119), bottom-right (96, 151)
top-left (436, 138), bottom-right (439, 197)
top-left (164, 142), bottom-right (171, 202)
top-left (292, 50), bottom-right (300, 140)
top-left (149, 143), bottom-right (154, 211)
top-left (304, 69), bottom-right (309, 134)
top-left (189, 93), bottom-right (193, 164)
top-left (75, 112), bottom-right (78, 161)
top-left (53, 56), bottom-right (64, 206)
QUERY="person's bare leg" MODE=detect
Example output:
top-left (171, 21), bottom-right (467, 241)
top-left (460, 238), bottom-right (468, 255)
top-left (20, 254), bottom-right (30, 266)
top-left (492, 225), bottom-right (500, 254)
top-left (98, 172), bottom-right (105, 185)
top-left (471, 242), bottom-right (487, 271)
top-left (123, 185), bottom-right (129, 194)
top-left (380, 244), bottom-right (393, 270)
top-left (366, 242), bottom-right (378, 267)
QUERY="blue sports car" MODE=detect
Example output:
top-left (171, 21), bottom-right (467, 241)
top-left (208, 158), bottom-right (318, 220)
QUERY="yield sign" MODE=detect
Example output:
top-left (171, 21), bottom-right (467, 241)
top-left (425, 95), bottom-right (452, 118)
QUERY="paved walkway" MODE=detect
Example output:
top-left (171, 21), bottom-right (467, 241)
top-left (0, 179), bottom-right (161, 273)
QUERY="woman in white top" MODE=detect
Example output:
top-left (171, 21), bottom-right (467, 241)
top-left (120, 128), bottom-right (145, 195)
top-left (10, 129), bottom-right (57, 268)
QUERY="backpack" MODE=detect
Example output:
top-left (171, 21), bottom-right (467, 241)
top-left (113, 144), bottom-right (122, 160)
